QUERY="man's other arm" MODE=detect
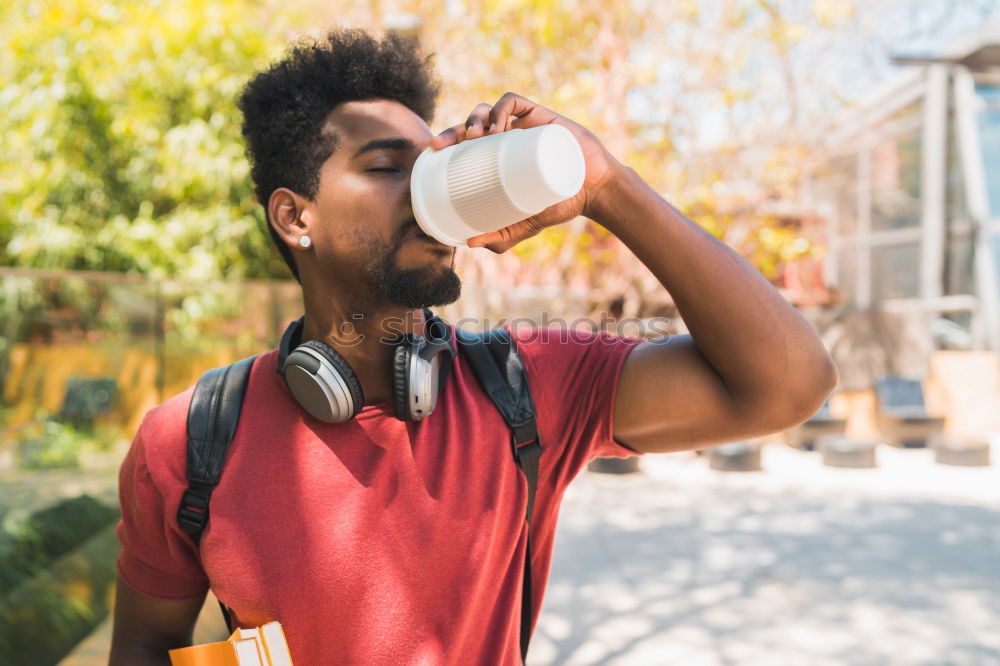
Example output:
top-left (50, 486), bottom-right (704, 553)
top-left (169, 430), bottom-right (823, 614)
top-left (596, 165), bottom-right (838, 454)
top-left (108, 574), bottom-right (206, 665)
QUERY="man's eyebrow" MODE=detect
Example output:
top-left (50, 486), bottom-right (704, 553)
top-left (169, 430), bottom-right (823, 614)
top-left (352, 137), bottom-right (416, 159)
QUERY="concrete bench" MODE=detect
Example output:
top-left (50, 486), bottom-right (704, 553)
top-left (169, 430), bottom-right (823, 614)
top-left (930, 434), bottom-right (991, 467)
top-left (784, 400), bottom-right (847, 450)
top-left (818, 436), bottom-right (877, 468)
top-left (708, 442), bottom-right (762, 472)
top-left (587, 456), bottom-right (641, 474)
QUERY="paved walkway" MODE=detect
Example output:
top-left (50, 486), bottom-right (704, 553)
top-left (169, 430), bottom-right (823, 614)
top-left (0, 444), bottom-right (126, 525)
top-left (529, 445), bottom-right (1000, 666)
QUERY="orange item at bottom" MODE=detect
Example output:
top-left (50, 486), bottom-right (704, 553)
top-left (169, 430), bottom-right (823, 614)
top-left (168, 637), bottom-right (264, 666)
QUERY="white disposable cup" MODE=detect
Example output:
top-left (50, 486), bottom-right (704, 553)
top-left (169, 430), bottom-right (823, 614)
top-left (411, 124), bottom-right (586, 246)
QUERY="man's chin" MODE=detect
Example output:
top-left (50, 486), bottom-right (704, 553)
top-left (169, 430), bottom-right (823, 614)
top-left (381, 265), bottom-right (462, 309)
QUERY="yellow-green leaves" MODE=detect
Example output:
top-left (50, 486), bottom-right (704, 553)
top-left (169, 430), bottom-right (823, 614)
top-left (1, 0), bottom-right (284, 279)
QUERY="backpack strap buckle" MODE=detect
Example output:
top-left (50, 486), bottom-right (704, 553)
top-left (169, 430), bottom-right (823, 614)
top-left (510, 422), bottom-right (539, 460)
top-left (177, 486), bottom-right (212, 539)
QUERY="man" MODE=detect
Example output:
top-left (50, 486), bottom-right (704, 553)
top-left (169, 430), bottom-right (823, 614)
top-left (109, 28), bottom-right (837, 665)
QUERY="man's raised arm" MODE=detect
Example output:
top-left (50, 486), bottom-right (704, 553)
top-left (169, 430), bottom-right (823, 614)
top-left (591, 164), bottom-right (838, 453)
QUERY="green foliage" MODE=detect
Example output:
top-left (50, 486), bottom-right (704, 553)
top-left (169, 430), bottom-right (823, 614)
top-left (0, 523), bottom-right (119, 666)
top-left (0, 0), bottom-right (829, 301)
top-left (0, 494), bottom-right (119, 599)
top-left (0, 0), bottom-right (291, 281)
top-left (17, 421), bottom-right (90, 470)
top-left (0, 277), bottom-right (45, 382)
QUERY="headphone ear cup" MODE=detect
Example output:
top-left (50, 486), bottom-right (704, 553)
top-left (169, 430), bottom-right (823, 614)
top-left (287, 339), bottom-right (365, 422)
top-left (392, 343), bottom-right (412, 421)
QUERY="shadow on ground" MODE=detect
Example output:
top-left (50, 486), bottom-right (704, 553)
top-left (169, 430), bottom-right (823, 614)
top-left (531, 466), bottom-right (1000, 666)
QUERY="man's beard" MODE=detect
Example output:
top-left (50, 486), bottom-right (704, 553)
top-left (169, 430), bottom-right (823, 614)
top-left (362, 228), bottom-right (462, 308)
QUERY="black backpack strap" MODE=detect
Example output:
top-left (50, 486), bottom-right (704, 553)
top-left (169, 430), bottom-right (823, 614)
top-left (177, 354), bottom-right (258, 633)
top-left (455, 328), bottom-right (540, 663)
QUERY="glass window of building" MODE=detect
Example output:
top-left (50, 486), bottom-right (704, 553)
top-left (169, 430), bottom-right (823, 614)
top-left (945, 98), bottom-right (969, 224)
top-left (836, 247), bottom-right (858, 304)
top-left (976, 85), bottom-right (1000, 217)
top-left (943, 234), bottom-right (976, 296)
top-left (832, 154), bottom-right (859, 237)
top-left (993, 234), bottom-right (1000, 294)
top-left (871, 242), bottom-right (921, 299)
top-left (871, 128), bottom-right (922, 231)
top-left (811, 155), bottom-right (858, 237)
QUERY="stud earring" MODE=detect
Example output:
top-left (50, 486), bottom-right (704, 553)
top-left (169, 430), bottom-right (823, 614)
top-left (299, 235), bottom-right (312, 248)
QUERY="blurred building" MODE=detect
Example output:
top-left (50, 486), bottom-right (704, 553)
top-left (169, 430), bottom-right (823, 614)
top-left (807, 24), bottom-right (1000, 351)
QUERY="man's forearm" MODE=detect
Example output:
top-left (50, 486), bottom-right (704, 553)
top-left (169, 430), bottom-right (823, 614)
top-left (589, 163), bottom-right (837, 408)
top-left (108, 644), bottom-right (172, 665)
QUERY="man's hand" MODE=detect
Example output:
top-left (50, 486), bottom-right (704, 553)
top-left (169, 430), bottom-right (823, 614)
top-left (429, 92), bottom-right (622, 253)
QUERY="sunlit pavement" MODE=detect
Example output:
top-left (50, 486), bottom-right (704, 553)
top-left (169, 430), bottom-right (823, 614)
top-left (529, 444), bottom-right (1000, 666)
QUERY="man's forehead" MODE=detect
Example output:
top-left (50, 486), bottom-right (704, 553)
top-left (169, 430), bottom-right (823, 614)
top-left (325, 99), bottom-right (431, 148)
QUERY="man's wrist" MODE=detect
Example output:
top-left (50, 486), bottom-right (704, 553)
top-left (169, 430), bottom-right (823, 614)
top-left (583, 161), bottom-right (648, 234)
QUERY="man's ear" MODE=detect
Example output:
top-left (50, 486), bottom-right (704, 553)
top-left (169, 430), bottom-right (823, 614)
top-left (268, 187), bottom-right (312, 250)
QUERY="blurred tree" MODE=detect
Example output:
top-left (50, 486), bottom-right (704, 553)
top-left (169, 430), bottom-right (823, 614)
top-left (389, 0), bottom-right (839, 313)
top-left (2, 0), bottom-right (908, 307)
top-left (0, 0), bottom-right (291, 281)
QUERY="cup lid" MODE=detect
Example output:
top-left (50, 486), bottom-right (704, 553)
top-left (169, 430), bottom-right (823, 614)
top-left (410, 147), bottom-right (467, 247)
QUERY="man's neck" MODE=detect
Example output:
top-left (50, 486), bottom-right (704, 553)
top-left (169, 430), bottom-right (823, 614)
top-left (299, 290), bottom-right (427, 406)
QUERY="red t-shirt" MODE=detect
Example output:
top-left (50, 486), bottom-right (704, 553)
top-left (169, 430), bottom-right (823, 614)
top-left (115, 325), bottom-right (643, 665)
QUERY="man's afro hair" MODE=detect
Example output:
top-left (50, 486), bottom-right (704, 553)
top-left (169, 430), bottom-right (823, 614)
top-left (237, 28), bottom-right (441, 282)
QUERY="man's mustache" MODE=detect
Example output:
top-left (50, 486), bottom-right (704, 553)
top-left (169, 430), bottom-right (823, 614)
top-left (397, 216), bottom-right (426, 244)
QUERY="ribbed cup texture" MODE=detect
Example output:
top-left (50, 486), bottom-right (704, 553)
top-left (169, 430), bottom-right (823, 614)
top-left (447, 137), bottom-right (526, 233)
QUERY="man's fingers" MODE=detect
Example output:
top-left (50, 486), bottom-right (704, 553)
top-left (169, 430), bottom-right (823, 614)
top-left (470, 222), bottom-right (521, 248)
top-left (465, 102), bottom-right (492, 139)
top-left (487, 92), bottom-right (547, 135)
top-left (429, 124), bottom-right (465, 151)
top-left (436, 94), bottom-right (557, 150)
top-left (432, 102), bottom-right (495, 150)
top-left (465, 231), bottom-right (499, 248)
top-left (466, 217), bottom-right (542, 253)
